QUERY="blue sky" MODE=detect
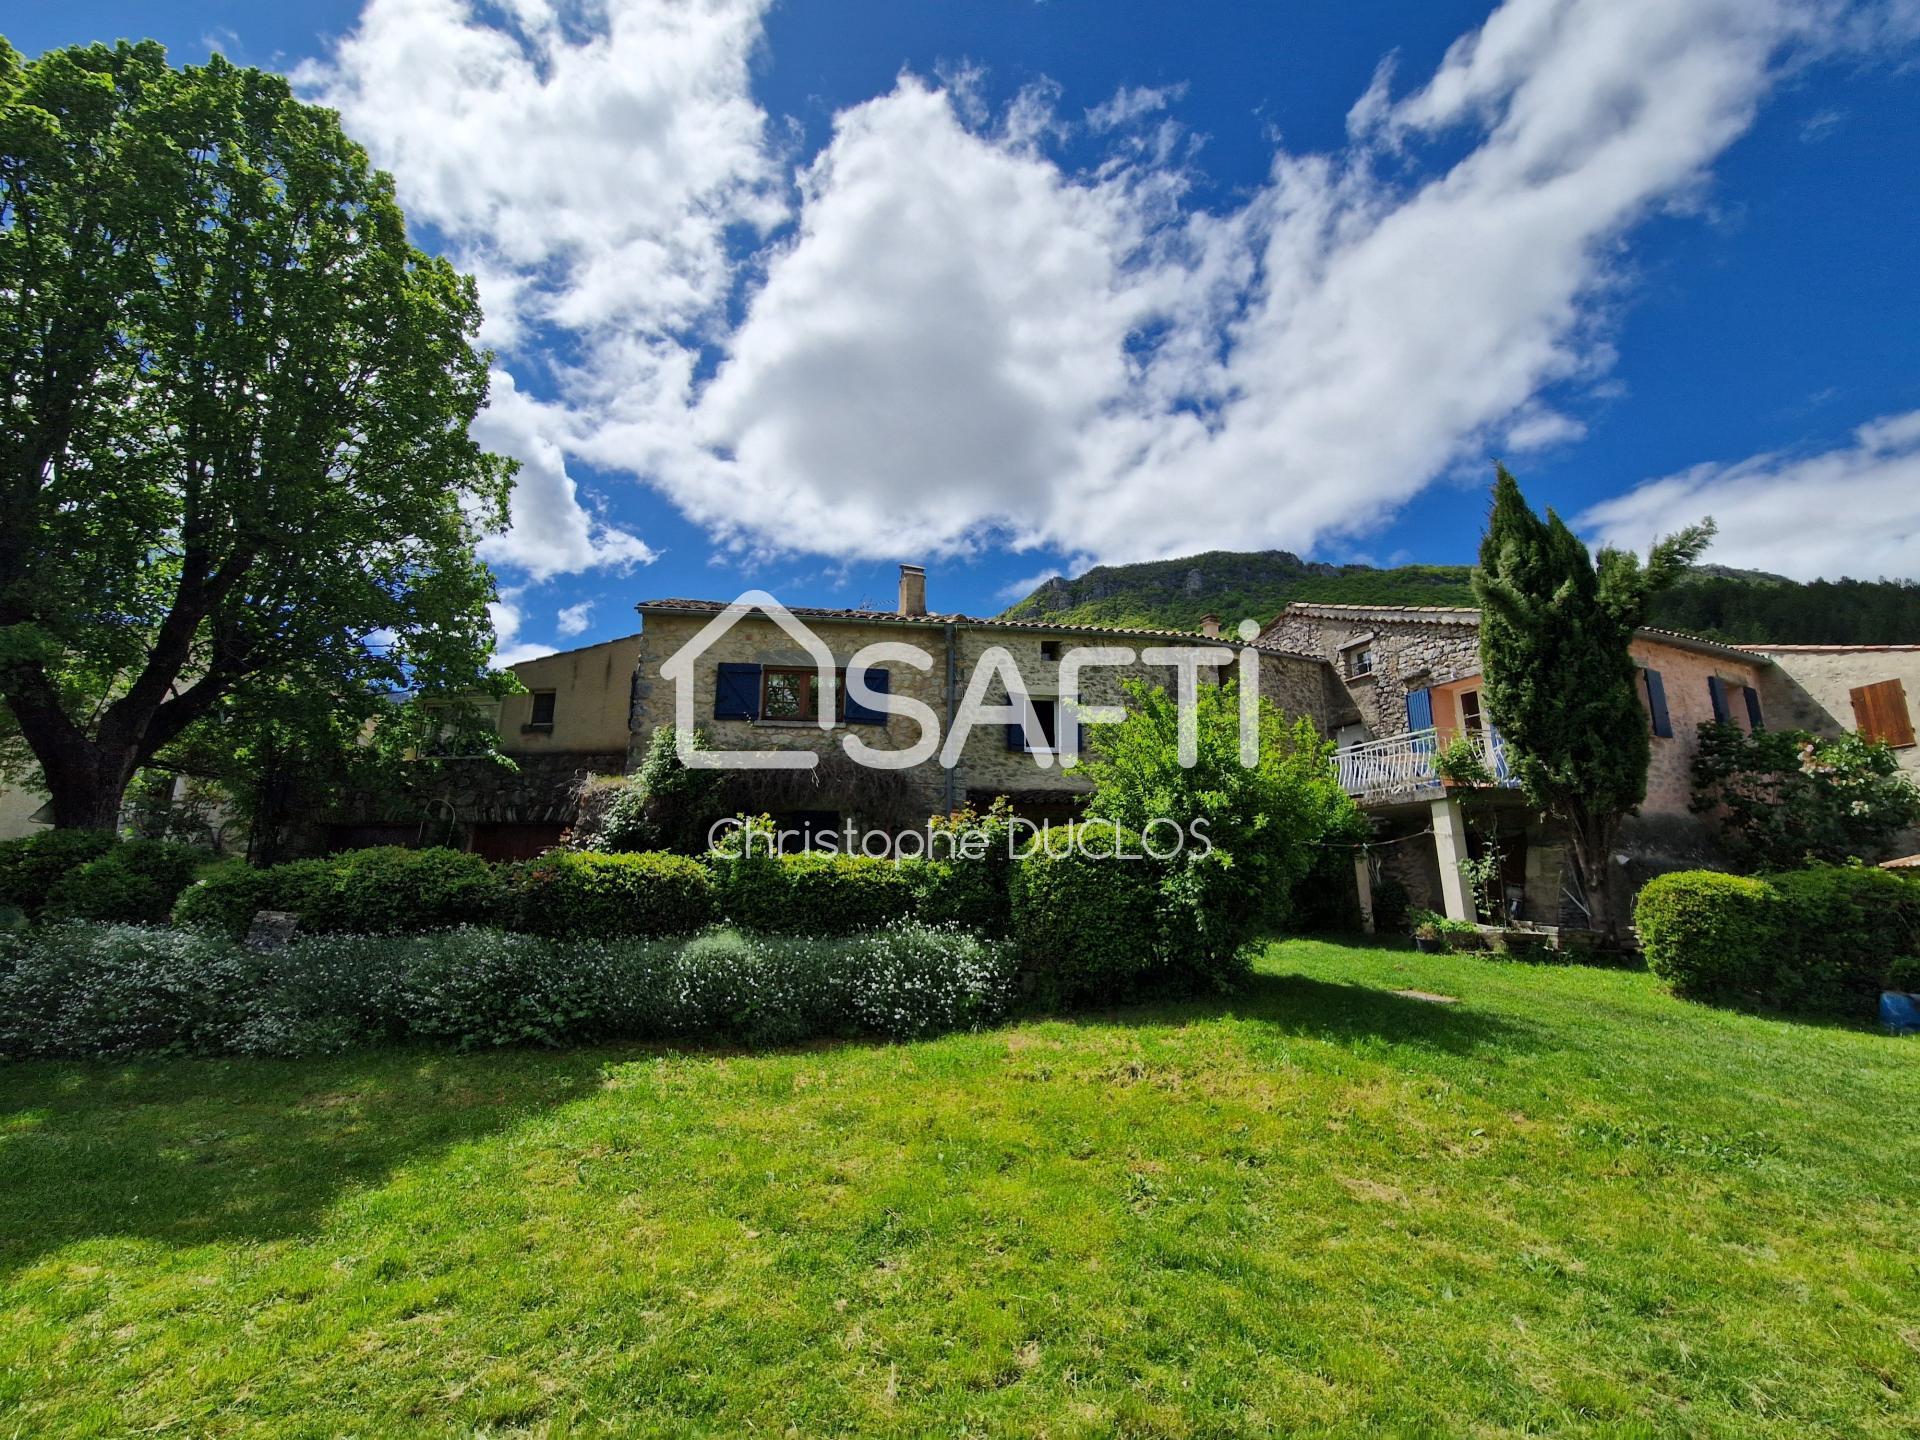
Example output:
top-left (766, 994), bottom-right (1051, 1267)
top-left (12, 1), bottom-right (1920, 661)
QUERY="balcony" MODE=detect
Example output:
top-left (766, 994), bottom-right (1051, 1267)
top-left (1334, 726), bottom-right (1517, 803)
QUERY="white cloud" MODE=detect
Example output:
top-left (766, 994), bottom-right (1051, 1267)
top-left (1580, 409), bottom-right (1920, 580)
top-left (306, 0), bottom-right (1908, 576)
top-left (556, 601), bottom-right (595, 637)
top-left (1086, 83), bottom-right (1187, 132)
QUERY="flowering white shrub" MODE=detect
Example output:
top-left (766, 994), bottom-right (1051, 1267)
top-left (0, 920), bottom-right (1018, 1059)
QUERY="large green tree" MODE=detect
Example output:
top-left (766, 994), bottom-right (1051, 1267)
top-left (1472, 467), bottom-right (1713, 938)
top-left (0, 39), bottom-right (514, 830)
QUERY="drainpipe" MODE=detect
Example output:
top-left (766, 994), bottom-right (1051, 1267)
top-left (943, 620), bottom-right (959, 816)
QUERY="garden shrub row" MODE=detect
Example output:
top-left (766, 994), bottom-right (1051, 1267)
top-left (0, 920), bottom-right (1016, 1059)
top-left (0, 831), bottom-right (212, 925)
top-left (1636, 865), bottom-right (1920, 1012)
top-left (166, 836), bottom-right (1203, 999)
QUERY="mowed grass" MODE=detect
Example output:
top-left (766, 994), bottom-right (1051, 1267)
top-left (3, 940), bottom-right (1917, 1438)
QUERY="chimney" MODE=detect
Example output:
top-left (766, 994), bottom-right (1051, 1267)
top-left (898, 563), bottom-right (927, 616)
top-left (1199, 613), bottom-right (1221, 639)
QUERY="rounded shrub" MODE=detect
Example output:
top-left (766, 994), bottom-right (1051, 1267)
top-left (1637, 871), bottom-right (1780, 1003)
top-left (304, 847), bottom-right (506, 934)
top-left (46, 839), bottom-right (213, 925)
top-left (0, 830), bottom-right (117, 918)
top-left (173, 857), bottom-right (330, 937)
top-left (1767, 865), bottom-right (1920, 1011)
top-left (507, 850), bottom-right (714, 938)
top-left (1009, 821), bottom-right (1162, 1003)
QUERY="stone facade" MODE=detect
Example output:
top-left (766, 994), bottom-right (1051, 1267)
top-left (633, 603), bottom-right (1331, 831)
top-left (1260, 604), bottom-right (1482, 741)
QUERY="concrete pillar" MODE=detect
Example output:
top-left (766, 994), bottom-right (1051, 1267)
top-left (1353, 852), bottom-right (1376, 935)
top-left (1430, 795), bottom-right (1476, 923)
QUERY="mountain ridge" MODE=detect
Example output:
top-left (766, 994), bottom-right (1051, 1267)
top-left (996, 550), bottom-right (1920, 645)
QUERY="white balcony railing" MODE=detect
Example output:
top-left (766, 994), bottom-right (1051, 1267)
top-left (1333, 727), bottom-right (1517, 802)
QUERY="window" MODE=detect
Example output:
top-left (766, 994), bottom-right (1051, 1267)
top-left (1040, 640), bottom-right (1061, 661)
top-left (1347, 646), bottom-right (1375, 679)
top-left (1458, 688), bottom-right (1484, 736)
top-left (1006, 697), bottom-right (1064, 754)
top-left (761, 667), bottom-right (820, 722)
top-left (525, 690), bottom-right (556, 730)
top-left (1852, 678), bottom-right (1916, 749)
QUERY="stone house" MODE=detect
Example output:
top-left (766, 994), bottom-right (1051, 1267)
top-left (1260, 603), bottom-right (1775, 928)
top-left (628, 566), bottom-right (1329, 843)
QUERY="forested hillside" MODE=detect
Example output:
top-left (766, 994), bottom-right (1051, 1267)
top-left (999, 550), bottom-right (1920, 644)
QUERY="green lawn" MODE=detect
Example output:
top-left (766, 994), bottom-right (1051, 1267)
top-left (3, 939), bottom-right (1916, 1437)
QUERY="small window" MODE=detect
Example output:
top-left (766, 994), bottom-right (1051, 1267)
top-left (1025, 698), bottom-right (1061, 753)
top-left (1347, 646), bottom-right (1375, 679)
top-left (526, 690), bottom-right (556, 729)
top-left (1459, 689), bottom-right (1484, 736)
top-left (1040, 640), bottom-right (1061, 661)
top-left (761, 667), bottom-right (820, 722)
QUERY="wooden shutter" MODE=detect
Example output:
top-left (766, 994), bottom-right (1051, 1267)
top-left (1707, 675), bottom-right (1730, 724)
top-left (1405, 687), bottom-right (1434, 733)
top-left (1642, 668), bottom-right (1672, 738)
top-left (843, 667), bottom-right (890, 725)
top-left (1852, 679), bottom-right (1916, 748)
top-left (1742, 685), bottom-right (1764, 732)
top-left (713, 662), bottom-right (761, 719)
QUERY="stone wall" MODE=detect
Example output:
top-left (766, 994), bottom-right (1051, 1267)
top-left (1261, 606), bottom-right (1482, 739)
top-left (633, 610), bottom-right (1331, 827)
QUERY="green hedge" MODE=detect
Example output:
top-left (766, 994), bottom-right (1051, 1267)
top-left (1009, 822), bottom-right (1163, 1003)
top-left (47, 840), bottom-right (213, 925)
top-left (174, 847), bottom-right (505, 937)
top-left (708, 851), bottom-right (918, 935)
top-left (0, 921), bottom-right (1017, 1058)
top-left (1637, 866), bottom-right (1920, 1012)
top-left (0, 831), bottom-right (117, 918)
top-left (506, 850), bottom-right (714, 938)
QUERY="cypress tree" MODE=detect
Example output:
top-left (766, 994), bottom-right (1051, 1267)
top-left (1472, 467), bottom-right (1713, 938)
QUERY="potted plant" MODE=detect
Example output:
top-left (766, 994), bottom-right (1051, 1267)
top-left (1434, 735), bottom-right (1493, 789)
top-left (1410, 910), bottom-right (1447, 952)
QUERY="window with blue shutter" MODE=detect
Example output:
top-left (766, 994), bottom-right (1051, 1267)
top-left (1743, 685), bottom-right (1764, 731)
top-left (1708, 675), bottom-right (1730, 724)
top-left (1004, 717), bottom-right (1024, 751)
top-left (1405, 687), bottom-right (1434, 733)
top-left (843, 667), bottom-right (891, 725)
top-left (1642, 668), bottom-right (1672, 738)
top-left (714, 662), bottom-right (761, 720)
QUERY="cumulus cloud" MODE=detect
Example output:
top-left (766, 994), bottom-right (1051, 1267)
top-left (1580, 410), bottom-right (1920, 580)
top-left (305, 0), bottom-right (1906, 577)
top-left (556, 601), bottom-right (595, 638)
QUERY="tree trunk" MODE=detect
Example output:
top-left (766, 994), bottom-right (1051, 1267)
top-left (42, 743), bottom-right (139, 833)
top-left (1567, 808), bottom-right (1621, 944)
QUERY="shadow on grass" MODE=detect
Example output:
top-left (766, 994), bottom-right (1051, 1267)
top-left (1048, 968), bottom-right (1541, 1058)
top-left (0, 1046), bottom-right (612, 1275)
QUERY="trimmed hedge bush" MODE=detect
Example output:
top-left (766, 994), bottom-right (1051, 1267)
top-left (709, 851), bottom-right (918, 935)
top-left (1009, 822), bottom-right (1163, 1003)
top-left (0, 830), bottom-right (117, 918)
top-left (0, 920), bottom-right (1017, 1058)
top-left (506, 850), bottom-right (714, 938)
top-left (1637, 866), bottom-right (1920, 1012)
top-left (174, 847), bottom-right (505, 937)
top-left (46, 840), bottom-right (213, 925)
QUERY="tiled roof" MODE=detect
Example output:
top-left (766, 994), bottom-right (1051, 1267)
top-left (636, 597), bottom-right (1312, 654)
top-left (1744, 643), bottom-right (1920, 653)
top-left (1271, 602), bottom-right (1773, 664)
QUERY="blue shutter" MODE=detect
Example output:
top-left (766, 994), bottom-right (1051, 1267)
top-left (1708, 675), bottom-right (1729, 724)
top-left (1643, 668), bottom-right (1672, 738)
top-left (1743, 685), bottom-right (1764, 731)
top-left (843, 667), bottom-right (890, 725)
top-left (1405, 687), bottom-right (1434, 733)
top-left (1005, 718), bottom-right (1025, 751)
top-left (714, 662), bottom-right (760, 720)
